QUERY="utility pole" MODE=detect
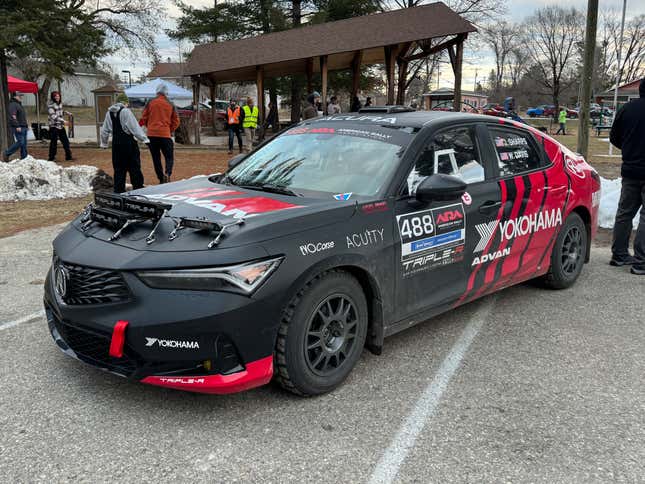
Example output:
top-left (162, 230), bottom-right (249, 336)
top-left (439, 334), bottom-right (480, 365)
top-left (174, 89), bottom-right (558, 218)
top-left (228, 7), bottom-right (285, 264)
top-left (576, 0), bottom-right (599, 160)
top-left (609, 0), bottom-right (627, 156)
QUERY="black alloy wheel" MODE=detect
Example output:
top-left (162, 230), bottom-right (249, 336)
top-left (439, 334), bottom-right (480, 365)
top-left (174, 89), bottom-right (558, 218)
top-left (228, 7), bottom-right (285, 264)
top-left (275, 270), bottom-right (368, 396)
top-left (560, 225), bottom-right (583, 276)
top-left (542, 212), bottom-right (587, 289)
top-left (305, 294), bottom-right (359, 377)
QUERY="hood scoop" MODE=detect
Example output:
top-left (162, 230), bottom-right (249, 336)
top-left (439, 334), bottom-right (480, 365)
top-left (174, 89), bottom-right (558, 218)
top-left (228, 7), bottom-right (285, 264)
top-left (82, 192), bottom-right (244, 249)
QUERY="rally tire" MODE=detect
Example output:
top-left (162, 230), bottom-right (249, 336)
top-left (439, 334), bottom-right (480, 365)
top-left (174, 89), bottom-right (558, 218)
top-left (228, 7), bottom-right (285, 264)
top-left (541, 212), bottom-right (587, 289)
top-left (275, 270), bottom-right (368, 396)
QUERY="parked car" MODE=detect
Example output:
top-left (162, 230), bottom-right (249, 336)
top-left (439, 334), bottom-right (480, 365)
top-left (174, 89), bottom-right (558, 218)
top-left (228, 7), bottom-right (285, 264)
top-left (481, 103), bottom-right (509, 117)
top-left (528, 105), bottom-right (578, 119)
top-left (44, 108), bottom-right (600, 396)
top-left (176, 100), bottom-right (228, 131)
top-left (431, 101), bottom-right (478, 113)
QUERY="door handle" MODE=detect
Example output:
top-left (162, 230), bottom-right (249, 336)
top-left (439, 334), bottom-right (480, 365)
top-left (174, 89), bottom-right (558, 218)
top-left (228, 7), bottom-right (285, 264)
top-left (479, 200), bottom-right (501, 214)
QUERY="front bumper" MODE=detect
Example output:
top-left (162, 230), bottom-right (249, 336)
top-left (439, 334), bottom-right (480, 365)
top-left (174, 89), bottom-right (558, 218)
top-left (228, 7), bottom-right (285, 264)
top-left (44, 265), bottom-right (279, 394)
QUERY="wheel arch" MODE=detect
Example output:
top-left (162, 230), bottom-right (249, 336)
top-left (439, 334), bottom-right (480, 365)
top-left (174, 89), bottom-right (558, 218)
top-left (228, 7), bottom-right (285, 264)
top-left (281, 255), bottom-right (386, 356)
top-left (570, 205), bottom-right (592, 262)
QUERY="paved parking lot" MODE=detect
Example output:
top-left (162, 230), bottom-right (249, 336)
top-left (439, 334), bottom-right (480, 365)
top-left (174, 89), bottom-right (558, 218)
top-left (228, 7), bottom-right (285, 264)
top-left (1, 225), bottom-right (644, 483)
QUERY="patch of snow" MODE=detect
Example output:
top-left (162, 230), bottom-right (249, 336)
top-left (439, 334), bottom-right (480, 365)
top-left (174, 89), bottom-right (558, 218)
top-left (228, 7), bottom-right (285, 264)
top-left (0, 156), bottom-right (98, 201)
top-left (598, 177), bottom-right (640, 229)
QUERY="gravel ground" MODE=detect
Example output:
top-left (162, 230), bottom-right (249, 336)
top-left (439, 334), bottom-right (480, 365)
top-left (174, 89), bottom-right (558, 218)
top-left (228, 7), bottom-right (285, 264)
top-left (0, 225), bottom-right (644, 483)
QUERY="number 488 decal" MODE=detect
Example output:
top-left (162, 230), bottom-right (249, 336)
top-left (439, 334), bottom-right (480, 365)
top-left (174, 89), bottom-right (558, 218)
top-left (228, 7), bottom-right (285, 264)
top-left (399, 213), bottom-right (434, 241)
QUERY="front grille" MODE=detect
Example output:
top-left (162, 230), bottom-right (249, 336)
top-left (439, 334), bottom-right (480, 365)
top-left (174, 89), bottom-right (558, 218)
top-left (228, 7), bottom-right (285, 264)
top-left (51, 313), bottom-right (137, 376)
top-left (60, 261), bottom-right (130, 305)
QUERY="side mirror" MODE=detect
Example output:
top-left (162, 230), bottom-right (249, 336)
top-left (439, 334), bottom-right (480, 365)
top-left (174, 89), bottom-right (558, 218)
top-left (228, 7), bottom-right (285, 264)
top-left (416, 174), bottom-right (467, 203)
top-left (228, 153), bottom-right (245, 170)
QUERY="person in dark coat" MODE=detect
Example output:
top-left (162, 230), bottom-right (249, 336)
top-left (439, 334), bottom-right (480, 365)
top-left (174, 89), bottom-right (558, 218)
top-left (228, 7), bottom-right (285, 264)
top-left (3, 92), bottom-right (28, 161)
top-left (302, 92), bottom-right (320, 120)
top-left (100, 94), bottom-right (149, 193)
top-left (609, 78), bottom-right (645, 275)
top-left (262, 101), bottom-right (279, 139)
top-left (350, 96), bottom-right (362, 113)
top-left (47, 91), bottom-right (74, 161)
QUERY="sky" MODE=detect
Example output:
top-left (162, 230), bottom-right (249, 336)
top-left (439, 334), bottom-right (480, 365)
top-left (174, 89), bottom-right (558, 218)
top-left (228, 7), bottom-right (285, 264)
top-left (105, 0), bottom-right (645, 91)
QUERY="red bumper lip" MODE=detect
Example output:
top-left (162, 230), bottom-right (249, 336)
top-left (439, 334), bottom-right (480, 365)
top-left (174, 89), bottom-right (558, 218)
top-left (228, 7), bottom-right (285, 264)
top-left (140, 355), bottom-right (274, 394)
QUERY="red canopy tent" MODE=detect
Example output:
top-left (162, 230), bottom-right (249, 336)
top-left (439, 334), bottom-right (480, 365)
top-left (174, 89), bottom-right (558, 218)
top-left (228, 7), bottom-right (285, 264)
top-left (7, 75), bottom-right (38, 94)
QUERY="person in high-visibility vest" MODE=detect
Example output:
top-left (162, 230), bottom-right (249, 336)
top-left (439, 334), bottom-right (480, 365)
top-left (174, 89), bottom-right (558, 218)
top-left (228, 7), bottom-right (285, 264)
top-left (242, 97), bottom-right (259, 152)
top-left (227, 99), bottom-right (243, 154)
top-left (555, 107), bottom-right (567, 135)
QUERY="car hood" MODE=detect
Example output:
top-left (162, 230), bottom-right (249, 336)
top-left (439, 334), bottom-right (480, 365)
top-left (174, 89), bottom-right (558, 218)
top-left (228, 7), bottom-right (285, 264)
top-left (59, 176), bottom-right (358, 259)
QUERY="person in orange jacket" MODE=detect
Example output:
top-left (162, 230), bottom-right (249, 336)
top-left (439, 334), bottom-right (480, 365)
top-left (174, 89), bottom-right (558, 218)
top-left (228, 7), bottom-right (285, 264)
top-left (141, 83), bottom-right (180, 183)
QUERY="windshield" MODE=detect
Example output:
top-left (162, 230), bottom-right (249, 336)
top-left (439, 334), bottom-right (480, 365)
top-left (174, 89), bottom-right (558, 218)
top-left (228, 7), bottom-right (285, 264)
top-left (226, 123), bottom-right (412, 197)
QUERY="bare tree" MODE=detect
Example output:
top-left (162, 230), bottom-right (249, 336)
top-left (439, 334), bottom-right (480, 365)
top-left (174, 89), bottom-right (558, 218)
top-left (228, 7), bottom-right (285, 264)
top-left (480, 21), bottom-right (519, 93)
top-left (522, 6), bottom-right (584, 114)
top-left (506, 45), bottom-right (529, 89)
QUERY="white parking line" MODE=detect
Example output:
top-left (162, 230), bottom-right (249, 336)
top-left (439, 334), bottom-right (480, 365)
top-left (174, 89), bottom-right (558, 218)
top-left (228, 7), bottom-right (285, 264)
top-left (368, 297), bottom-right (495, 484)
top-left (0, 310), bottom-right (46, 331)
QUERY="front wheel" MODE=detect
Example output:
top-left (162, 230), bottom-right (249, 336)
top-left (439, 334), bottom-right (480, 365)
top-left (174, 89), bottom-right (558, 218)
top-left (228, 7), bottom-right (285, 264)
top-left (541, 212), bottom-right (587, 289)
top-left (275, 271), bottom-right (368, 396)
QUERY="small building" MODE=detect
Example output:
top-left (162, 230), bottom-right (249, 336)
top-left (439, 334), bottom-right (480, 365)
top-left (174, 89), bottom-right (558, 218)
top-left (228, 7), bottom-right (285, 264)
top-left (422, 87), bottom-right (487, 111)
top-left (596, 79), bottom-right (641, 109)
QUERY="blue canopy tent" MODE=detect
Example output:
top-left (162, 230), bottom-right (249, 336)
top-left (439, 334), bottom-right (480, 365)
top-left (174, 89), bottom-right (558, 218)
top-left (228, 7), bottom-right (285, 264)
top-left (124, 78), bottom-right (192, 100)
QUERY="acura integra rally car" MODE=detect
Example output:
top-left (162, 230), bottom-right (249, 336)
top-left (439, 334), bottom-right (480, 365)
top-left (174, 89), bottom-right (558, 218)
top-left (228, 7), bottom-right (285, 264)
top-left (44, 108), bottom-right (600, 396)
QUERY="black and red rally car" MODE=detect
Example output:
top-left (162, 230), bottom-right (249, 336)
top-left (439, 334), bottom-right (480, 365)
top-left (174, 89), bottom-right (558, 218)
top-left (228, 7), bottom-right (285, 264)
top-left (44, 108), bottom-right (600, 396)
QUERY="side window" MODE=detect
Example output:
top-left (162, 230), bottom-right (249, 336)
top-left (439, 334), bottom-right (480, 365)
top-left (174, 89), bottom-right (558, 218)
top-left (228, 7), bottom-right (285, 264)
top-left (407, 125), bottom-right (484, 195)
top-left (489, 128), bottom-right (543, 177)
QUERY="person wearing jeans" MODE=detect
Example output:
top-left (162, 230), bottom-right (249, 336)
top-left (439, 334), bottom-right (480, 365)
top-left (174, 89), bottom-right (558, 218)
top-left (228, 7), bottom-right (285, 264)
top-left (141, 83), bottom-right (180, 183)
top-left (3, 92), bottom-right (28, 161)
top-left (609, 78), bottom-right (645, 275)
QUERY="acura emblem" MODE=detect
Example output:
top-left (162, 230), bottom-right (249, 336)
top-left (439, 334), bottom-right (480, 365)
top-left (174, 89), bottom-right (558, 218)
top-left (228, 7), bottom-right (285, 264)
top-left (54, 264), bottom-right (69, 299)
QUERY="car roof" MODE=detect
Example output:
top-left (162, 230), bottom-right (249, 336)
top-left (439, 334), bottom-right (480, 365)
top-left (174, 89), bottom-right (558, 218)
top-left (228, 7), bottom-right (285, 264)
top-left (321, 111), bottom-right (506, 129)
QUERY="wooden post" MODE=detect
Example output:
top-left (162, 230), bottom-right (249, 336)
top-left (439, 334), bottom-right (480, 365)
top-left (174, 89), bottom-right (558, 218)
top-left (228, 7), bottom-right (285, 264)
top-left (396, 42), bottom-right (413, 105)
top-left (256, 65), bottom-right (265, 124)
top-left (209, 81), bottom-right (217, 134)
top-left (351, 50), bottom-right (363, 103)
top-left (192, 79), bottom-right (201, 145)
top-left (452, 36), bottom-right (465, 112)
top-left (384, 45), bottom-right (398, 105)
top-left (306, 57), bottom-right (314, 94)
top-left (320, 55), bottom-right (328, 115)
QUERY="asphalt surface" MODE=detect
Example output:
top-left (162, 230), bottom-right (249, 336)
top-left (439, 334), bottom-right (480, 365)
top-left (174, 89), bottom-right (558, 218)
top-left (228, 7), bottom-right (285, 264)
top-left (1, 225), bottom-right (644, 483)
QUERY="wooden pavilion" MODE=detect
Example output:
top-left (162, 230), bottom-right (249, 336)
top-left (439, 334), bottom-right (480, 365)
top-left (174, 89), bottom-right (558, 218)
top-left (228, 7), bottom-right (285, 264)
top-left (185, 2), bottom-right (476, 139)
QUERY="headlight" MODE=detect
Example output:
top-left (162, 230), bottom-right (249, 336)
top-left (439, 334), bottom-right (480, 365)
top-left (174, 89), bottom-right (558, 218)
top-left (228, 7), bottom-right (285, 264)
top-left (136, 257), bottom-right (283, 295)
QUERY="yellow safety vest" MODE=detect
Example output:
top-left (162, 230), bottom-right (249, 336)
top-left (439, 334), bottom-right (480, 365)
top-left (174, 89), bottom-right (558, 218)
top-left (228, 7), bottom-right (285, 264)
top-left (242, 105), bottom-right (258, 128)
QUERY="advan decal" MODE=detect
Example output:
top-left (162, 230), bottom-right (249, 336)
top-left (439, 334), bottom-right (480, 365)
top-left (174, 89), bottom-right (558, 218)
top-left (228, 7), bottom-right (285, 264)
top-left (397, 203), bottom-right (465, 276)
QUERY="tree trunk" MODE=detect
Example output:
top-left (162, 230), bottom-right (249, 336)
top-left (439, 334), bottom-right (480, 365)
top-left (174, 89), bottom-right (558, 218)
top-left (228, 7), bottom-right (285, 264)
top-left (0, 50), bottom-right (10, 154)
top-left (39, 78), bottom-right (52, 115)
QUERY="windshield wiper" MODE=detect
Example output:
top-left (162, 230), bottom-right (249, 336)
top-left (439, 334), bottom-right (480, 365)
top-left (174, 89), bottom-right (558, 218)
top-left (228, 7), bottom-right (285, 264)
top-left (239, 183), bottom-right (301, 197)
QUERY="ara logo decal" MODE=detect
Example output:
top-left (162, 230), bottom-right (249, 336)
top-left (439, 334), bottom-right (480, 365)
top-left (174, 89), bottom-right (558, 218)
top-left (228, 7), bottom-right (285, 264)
top-left (145, 337), bottom-right (200, 350)
top-left (472, 247), bottom-right (511, 266)
top-left (461, 192), bottom-right (472, 206)
top-left (435, 210), bottom-right (464, 224)
top-left (333, 192), bottom-right (352, 201)
top-left (474, 220), bottom-right (499, 253)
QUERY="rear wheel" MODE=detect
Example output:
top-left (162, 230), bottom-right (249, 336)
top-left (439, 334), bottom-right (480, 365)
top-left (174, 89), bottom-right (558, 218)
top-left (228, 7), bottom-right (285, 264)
top-left (275, 271), bottom-right (368, 396)
top-left (541, 212), bottom-right (587, 289)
